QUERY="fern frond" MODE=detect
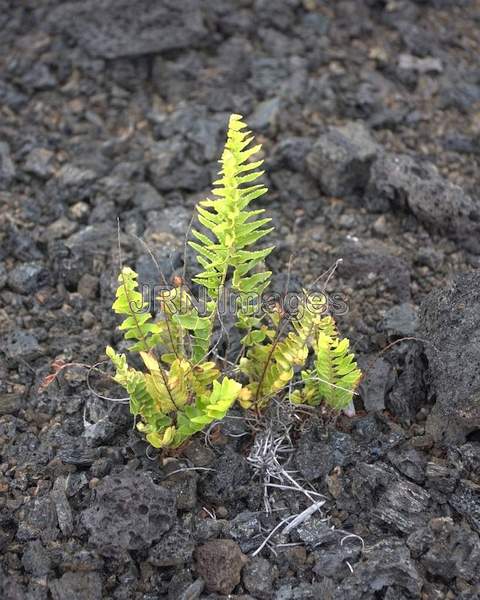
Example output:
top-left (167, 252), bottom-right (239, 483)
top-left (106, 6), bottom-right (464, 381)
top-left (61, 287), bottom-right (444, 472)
top-left (239, 299), bottom-right (328, 409)
top-left (158, 286), bottom-right (212, 364)
top-left (189, 114), bottom-right (273, 332)
top-left (291, 330), bottom-right (362, 410)
top-left (106, 346), bottom-right (154, 417)
top-left (112, 267), bottom-right (157, 353)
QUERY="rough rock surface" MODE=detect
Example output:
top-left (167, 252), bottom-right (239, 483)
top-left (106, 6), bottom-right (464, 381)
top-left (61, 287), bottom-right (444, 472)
top-left (195, 539), bottom-right (247, 594)
top-left (421, 271), bottom-right (480, 444)
top-left (307, 122), bottom-right (378, 197)
top-left (368, 153), bottom-right (480, 253)
top-left (82, 470), bottom-right (176, 557)
top-left (49, 0), bottom-right (208, 59)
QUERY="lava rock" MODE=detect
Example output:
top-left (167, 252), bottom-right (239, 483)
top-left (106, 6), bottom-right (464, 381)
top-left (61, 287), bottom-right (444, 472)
top-left (386, 343), bottom-right (427, 424)
top-left (49, 0), bottom-right (208, 59)
top-left (421, 271), bottom-right (480, 444)
top-left (16, 495), bottom-right (59, 543)
top-left (335, 538), bottom-right (421, 599)
top-left (22, 540), bottom-right (51, 577)
top-left (161, 468), bottom-right (198, 511)
top-left (195, 539), bottom-right (247, 595)
top-left (7, 262), bottom-right (49, 294)
top-left (388, 446), bottom-right (426, 484)
top-left (425, 461), bottom-right (459, 494)
top-left (270, 137), bottom-right (313, 173)
top-left (5, 330), bottom-right (41, 362)
top-left (224, 511), bottom-right (262, 553)
top-left (295, 426), bottom-right (355, 481)
top-left (198, 448), bottom-right (252, 505)
top-left (249, 98), bottom-right (281, 132)
top-left (0, 141), bottom-right (15, 188)
top-left (449, 479), bottom-right (480, 534)
top-left (51, 477), bottom-right (74, 537)
top-left (368, 153), bottom-right (480, 253)
top-left (337, 238), bottom-right (411, 303)
top-left (24, 148), bottom-right (55, 179)
top-left (408, 517), bottom-right (480, 584)
top-left (358, 357), bottom-right (393, 412)
top-left (243, 556), bottom-right (276, 599)
top-left (81, 470), bottom-right (176, 557)
top-left (383, 303), bottom-right (419, 336)
top-left (149, 522), bottom-right (194, 567)
top-left (373, 479), bottom-right (431, 534)
top-left (148, 138), bottom-right (208, 192)
top-left (49, 572), bottom-right (102, 600)
top-left (306, 122), bottom-right (378, 197)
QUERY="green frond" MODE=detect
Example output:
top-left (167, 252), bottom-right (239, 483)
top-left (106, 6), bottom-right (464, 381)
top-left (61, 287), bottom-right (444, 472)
top-left (292, 330), bottom-right (362, 410)
top-left (189, 114), bottom-right (272, 329)
top-left (112, 266), bottom-right (157, 352)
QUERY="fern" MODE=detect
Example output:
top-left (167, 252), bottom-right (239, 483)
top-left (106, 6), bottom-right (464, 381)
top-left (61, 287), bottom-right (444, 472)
top-left (105, 113), bottom-right (362, 450)
top-left (239, 297), bottom-right (336, 409)
top-left (291, 327), bottom-right (362, 410)
top-left (189, 113), bottom-right (274, 334)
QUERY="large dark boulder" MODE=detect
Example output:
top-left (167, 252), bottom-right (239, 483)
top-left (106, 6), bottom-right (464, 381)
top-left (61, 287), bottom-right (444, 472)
top-left (421, 271), bottom-right (480, 444)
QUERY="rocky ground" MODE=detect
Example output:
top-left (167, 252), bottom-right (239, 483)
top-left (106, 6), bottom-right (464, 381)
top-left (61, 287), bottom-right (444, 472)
top-left (1, 1), bottom-right (480, 599)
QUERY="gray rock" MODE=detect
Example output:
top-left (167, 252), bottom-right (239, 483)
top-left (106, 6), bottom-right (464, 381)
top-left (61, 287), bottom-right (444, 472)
top-left (275, 582), bottom-right (334, 600)
top-left (56, 440), bottom-right (101, 466)
top-left (271, 137), bottom-right (313, 172)
top-left (449, 479), bottom-right (480, 534)
top-left (77, 273), bottom-right (98, 300)
top-left (386, 343), bottom-right (427, 424)
top-left (49, 572), bottom-right (102, 600)
top-left (388, 447), bottom-right (426, 484)
top-left (82, 470), bottom-right (176, 557)
top-left (56, 164), bottom-right (97, 188)
top-left (421, 271), bottom-right (480, 444)
top-left (161, 467), bottom-right (197, 511)
top-left (335, 538), bottom-right (422, 599)
top-left (243, 557), bottom-right (276, 599)
top-left (24, 148), bottom-right (55, 179)
top-left (198, 449), bottom-right (251, 504)
top-left (22, 540), bottom-right (51, 577)
top-left (338, 238), bottom-right (411, 303)
top-left (249, 98), bottom-right (281, 132)
top-left (7, 263), bottom-right (49, 294)
top-left (307, 122), bottom-right (378, 197)
top-left (194, 539), bottom-right (247, 595)
top-left (224, 512), bottom-right (262, 553)
top-left (5, 330), bottom-right (41, 362)
top-left (295, 426), bottom-right (355, 481)
top-left (373, 479), bottom-right (431, 534)
top-left (149, 522), bottom-right (194, 566)
top-left (16, 495), bottom-right (59, 543)
top-left (51, 477), bottom-right (73, 537)
top-left (368, 153), bottom-right (480, 253)
top-left (49, 0), bottom-right (208, 59)
top-left (358, 357), bottom-right (393, 412)
top-left (312, 534), bottom-right (362, 579)
top-left (0, 141), bottom-right (15, 188)
top-left (148, 138), bottom-right (208, 192)
top-left (65, 224), bottom-right (117, 254)
top-left (383, 303), bottom-right (419, 336)
top-left (398, 54), bottom-right (443, 74)
top-left (132, 182), bottom-right (165, 211)
top-left (0, 262), bottom-right (7, 289)
top-left (408, 517), bottom-right (480, 584)
top-left (178, 579), bottom-right (204, 600)
top-left (425, 461), bottom-right (459, 494)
